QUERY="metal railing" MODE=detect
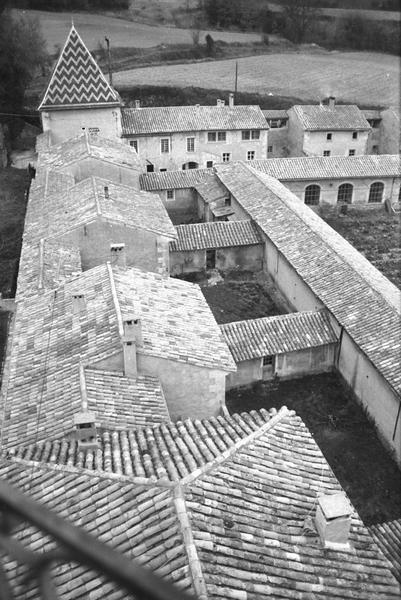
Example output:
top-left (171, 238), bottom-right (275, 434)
top-left (0, 480), bottom-right (196, 600)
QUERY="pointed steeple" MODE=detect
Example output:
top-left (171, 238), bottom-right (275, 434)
top-left (39, 25), bottom-right (121, 111)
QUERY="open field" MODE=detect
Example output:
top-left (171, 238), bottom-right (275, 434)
top-left (114, 50), bottom-right (399, 107)
top-left (268, 1), bottom-right (400, 21)
top-left (16, 9), bottom-right (260, 54)
top-left (227, 372), bottom-right (401, 525)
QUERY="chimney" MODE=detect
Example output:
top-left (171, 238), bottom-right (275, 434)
top-left (229, 93), bottom-right (234, 108)
top-left (110, 243), bottom-right (126, 268)
top-left (123, 339), bottom-right (137, 378)
top-left (135, 99), bottom-right (140, 109)
top-left (328, 96), bottom-right (336, 109)
top-left (124, 316), bottom-right (143, 347)
top-left (315, 492), bottom-right (352, 549)
top-left (73, 412), bottom-right (98, 449)
top-left (72, 294), bottom-right (86, 314)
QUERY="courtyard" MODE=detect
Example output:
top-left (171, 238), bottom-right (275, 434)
top-left (227, 372), bottom-right (401, 525)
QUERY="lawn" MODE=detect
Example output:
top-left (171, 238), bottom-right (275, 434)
top-left (0, 168), bottom-right (30, 298)
top-left (227, 372), bottom-right (401, 525)
top-left (322, 209), bottom-right (401, 289)
top-left (114, 50), bottom-right (399, 107)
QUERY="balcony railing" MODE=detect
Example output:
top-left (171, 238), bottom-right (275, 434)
top-left (0, 479), bottom-right (197, 600)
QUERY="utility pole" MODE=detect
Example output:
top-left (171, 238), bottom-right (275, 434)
top-left (234, 61), bottom-right (238, 96)
top-left (105, 37), bottom-right (113, 86)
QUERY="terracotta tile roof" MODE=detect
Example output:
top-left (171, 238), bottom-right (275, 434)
top-left (214, 162), bottom-right (401, 396)
top-left (262, 109), bottom-right (289, 119)
top-left (16, 239), bottom-right (82, 302)
top-left (369, 520), bottom-right (401, 584)
top-left (0, 461), bottom-right (194, 599)
top-left (194, 177), bottom-right (227, 204)
top-left (291, 104), bottom-right (370, 131)
top-left (0, 264), bottom-right (234, 448)
top-left (84, 368), bottom-right (170, 430)
top-left (250, 154), bottom-right (401, 181)
top-left (3, 407), bottom-right (400, 598)
top-left (39, 25), bottom-right (121, 110)
top-left (8, 409), bottom-right (275, 481)
top-left (220, 310), bottom-right (338, 362)
top-left (184, 410), bottom-right (401, 599)
top-left (121, 105), bottom-right (268, 135)
top-left (24, 176), bottom-right (176, 242)
top-left (140, 168), bottom-right (214, 191)
top-left (37, 132), bottom-right (142, 173)
top-left (170, 221), bottom-right (262, 252)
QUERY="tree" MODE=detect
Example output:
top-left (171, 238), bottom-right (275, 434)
top-left (0, 9), bottom-right (47, 114)
top-left (280, 0), bottom-right (320, 43)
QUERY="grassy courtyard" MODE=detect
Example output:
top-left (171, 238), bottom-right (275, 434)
top-left (227, 372), bottom-right (401, 525)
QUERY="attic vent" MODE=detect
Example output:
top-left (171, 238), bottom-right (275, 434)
top-left (104, 185), bottom-right (109, 199)
top-left (110, 243), bottom-right (126, 268)
top-left (72, 294), bottom-right (86, 313)
top-left (73, 412), bottom-right (98, 449)
top-left (315, 492), bottom-right (352, 549)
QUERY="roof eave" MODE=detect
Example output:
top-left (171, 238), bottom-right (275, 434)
top-left (39, 101), bottom-right (122, 112)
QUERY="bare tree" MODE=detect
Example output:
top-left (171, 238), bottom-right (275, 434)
top-left (280, 0), bottom-right (320, 44)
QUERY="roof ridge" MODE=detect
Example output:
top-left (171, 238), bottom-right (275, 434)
top-left (173, 484), bottom-right (209, 600)
top-left (180, 406), bottom-right (290, 486)
top-left (220, 309), bottom-right (328, 328)
top-left (2, 454), bottom-right (175, 488)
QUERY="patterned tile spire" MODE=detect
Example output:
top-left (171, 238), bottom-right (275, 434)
top-left (39, 25), bottom-right (121, 110)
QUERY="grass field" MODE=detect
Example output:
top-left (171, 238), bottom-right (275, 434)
top-left (114, 50), bottom-right (399, 107)
top-left (16, 9), bottom-right (260, 54)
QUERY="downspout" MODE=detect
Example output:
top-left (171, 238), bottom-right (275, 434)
top-left (392, 401), bottom-right (401, 441)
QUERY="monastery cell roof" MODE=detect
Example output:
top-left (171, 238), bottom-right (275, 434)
top-left (3, 407), bottom-right (400, 599)
top-left (221, 310), bottom-right (338, 362)
top-left (24, 176), bottom-right (176, 243)
top-left (170, 220), bottom-right (262, 252)
top-left (37, 133), bottom-right (141, 172)
top-left (0, 264), bottom-right (234, 448)
top-left (250, 154), bottom-right (401, 181)
top-left (214, 162), bottom-right (401, 396)
top-left (121, 105), bottom-right (268, 136)
top-left (39, 25), bottom-right (121, 111)
top-left (291, 103), bottom-right (371, 131)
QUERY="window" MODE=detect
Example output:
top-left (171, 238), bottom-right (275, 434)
top-left (129, 140), bottom-right (138, 152)
top-left (251, 130), bottom-right (260, 140)
top-left (267, 145), bottom-right (273, 153)
top-left (263, 355), bottom-right (273, 366)
top-left (241, 130), bottom-right (260, 140)
top-left (187, 137), bottom-right (195, 152)
top-left (247, 151), bottom-right (255, 161)
top-left (368, 182), bottom-right (384, 203)
top-left (224, 197), bottom-right (231, 206)
top-left (326, 133), bottom-right (332, 141)
top-left (349, 149), bottom-right (355, 156)
top-left (166, 189), bottom-right (175, 200)
top-left (352, 131), bottom-right (358, 139)
top-left (304, 184), bottom-right (321, 205)
top-left (222, 153), bottom-right (231, 162)
top-left (160, 168), bottom-right (167, 172)
top-left (337, 183), bottom-right (353, 204)
top-left (208, 131), bottom-right (226, 142)
top-left (206, 160), bottom-right (213, 168)
top-left (161, 138), bottom-right (170, 153)
top-left (372, 145), bottom-right (379, 154)
top-left (146, 164), bottom-right (154, 173)
top-left (242, 130), bottom-right (250, 140)
top-left (323, 150), bottom-right (331, 157)
top-left (269, 119), bottom-right (280, 128)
